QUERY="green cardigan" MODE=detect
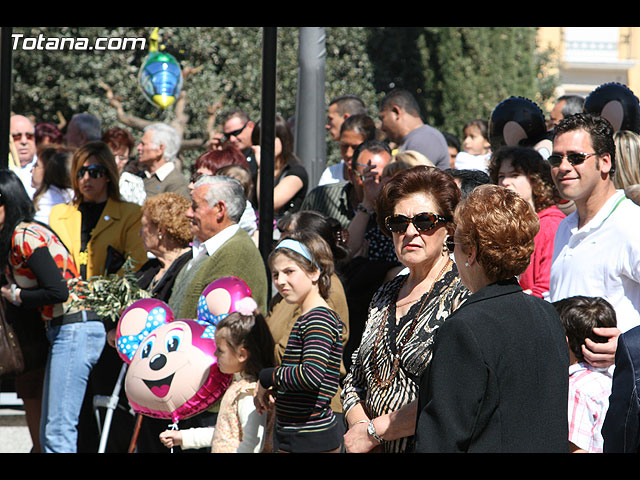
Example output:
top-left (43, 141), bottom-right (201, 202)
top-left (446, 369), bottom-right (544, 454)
top-left (169, 227), bottom-right (269, 319)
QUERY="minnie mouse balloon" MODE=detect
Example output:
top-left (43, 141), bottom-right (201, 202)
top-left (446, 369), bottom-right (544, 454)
top-left (489, 96), bottom-right (549, 152)
top-left (139, 50), bottom-right (183, 110)
top-left (584, 82), bottom-right (640, 133)
top-left (115, 298), bottom-right (231, 423)
top-left (115, 277), bottom-right (256, 423)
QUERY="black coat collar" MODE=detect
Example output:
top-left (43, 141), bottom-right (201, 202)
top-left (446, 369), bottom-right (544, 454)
top-left (458, 277), bottom-right (522, 311)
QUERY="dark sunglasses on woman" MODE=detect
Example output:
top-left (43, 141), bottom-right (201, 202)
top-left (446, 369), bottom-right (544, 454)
top-left (77, 164), bottom-right (107, 179)
top-left (385, 212), bottom-right (449, 234)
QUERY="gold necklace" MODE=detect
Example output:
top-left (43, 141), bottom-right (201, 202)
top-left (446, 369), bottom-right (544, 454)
top-left (371, 257), bottom-right (452, 389)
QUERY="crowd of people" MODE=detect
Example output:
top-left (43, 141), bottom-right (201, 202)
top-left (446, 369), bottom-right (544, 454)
top-left (2, 82), bottom-right (640, 454)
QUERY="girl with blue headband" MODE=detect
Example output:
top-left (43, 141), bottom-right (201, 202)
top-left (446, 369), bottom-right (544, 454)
top-left (255, 232), bottom-right (344, 452)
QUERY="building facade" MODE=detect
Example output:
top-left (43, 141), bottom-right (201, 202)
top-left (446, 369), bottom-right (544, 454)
top-left (537, 27), bottom-right (640, 113)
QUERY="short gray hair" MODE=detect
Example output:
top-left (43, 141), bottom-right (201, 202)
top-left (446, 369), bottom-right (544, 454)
top-left (144, 123), bottom-right (181, 162)
top-left (70, 113), bottom-right (102, 141)
top-left (193, 175), bottom-right (246, 223)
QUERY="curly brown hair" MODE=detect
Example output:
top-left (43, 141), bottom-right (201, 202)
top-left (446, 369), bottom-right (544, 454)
top-left (141, 192), bottom-right (192, 247)
top-left (454, 184), bottom-right (540, 283)
top-left (487, 146), bottom-right (557, 213)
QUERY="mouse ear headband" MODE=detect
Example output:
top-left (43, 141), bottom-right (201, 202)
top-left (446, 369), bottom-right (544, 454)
top-left (275, 238), bottom-right (320, 271)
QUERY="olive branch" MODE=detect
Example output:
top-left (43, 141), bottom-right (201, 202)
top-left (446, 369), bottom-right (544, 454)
top-left (67, 257), bottom-right (151, 324)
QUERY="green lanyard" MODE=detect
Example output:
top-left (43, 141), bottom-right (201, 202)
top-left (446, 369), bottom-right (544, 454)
top-left (601, 194), bottom-right (627, 224)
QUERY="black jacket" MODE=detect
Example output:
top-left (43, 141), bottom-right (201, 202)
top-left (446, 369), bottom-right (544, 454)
top-left (602, 325), bottom-right (640, 453)
top-left (414, 278), bottom-right (569, 453)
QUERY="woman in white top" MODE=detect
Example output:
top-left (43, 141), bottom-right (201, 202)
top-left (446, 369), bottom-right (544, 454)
top-left (31, 146), bottom-right (74, 224)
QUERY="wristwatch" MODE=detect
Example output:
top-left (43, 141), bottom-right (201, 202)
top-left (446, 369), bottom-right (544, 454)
top-left (367, 419), bottom-right (384, 444)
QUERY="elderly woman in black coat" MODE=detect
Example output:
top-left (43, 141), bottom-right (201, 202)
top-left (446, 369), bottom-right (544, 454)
top-left (414, 184), bottom-right (570, 453)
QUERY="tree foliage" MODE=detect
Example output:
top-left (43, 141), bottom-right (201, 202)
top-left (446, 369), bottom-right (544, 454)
top-left (10, 26), bottom-right (556, 169)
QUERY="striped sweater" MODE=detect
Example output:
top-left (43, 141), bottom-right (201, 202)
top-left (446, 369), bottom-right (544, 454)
top-left (260, 306), bottom-right (343, 452)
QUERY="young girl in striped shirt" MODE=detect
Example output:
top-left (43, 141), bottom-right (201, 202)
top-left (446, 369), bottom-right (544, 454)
top-left (255, 232), bottom-right (344, 453)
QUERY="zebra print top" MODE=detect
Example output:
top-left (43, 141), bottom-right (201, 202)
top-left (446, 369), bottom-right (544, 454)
top-left (341, 262), bottom-right (470, 453)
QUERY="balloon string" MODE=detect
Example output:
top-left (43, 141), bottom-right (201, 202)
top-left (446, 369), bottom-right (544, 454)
top-left (168, 421), bottom-right (179, 454)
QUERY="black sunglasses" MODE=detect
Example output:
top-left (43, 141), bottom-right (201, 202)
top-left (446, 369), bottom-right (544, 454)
top-left (547, 152), bottom-right (597, 168)
top-left (77, 164), bottom-right (107, 179)
top-left (222, 121), bottom-right (249, 142)
top-left (385, 212), bottom-right (449, 234)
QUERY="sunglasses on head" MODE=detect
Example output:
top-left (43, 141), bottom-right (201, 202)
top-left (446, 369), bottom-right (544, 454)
top-left (77, 164), bottom-right (107, 179)
top-left (547, 152), bottom-right (597, 168)
top-left (12, 132), bottom-right (35, 142)
top-left (385, 212), bottom-right (450, 234)
top-left (222, 121), bottom-right (249, 142)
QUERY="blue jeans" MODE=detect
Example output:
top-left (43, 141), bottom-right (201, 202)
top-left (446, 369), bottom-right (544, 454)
top-left (40, 317), bottom-right (106, 453)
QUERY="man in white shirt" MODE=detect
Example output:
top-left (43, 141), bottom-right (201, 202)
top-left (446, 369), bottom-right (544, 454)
top-left (319, 95), bottom-right (368, 186)
top-left (549, 113), bottom-right (640, 366)
top-left (137, 123), bottom-right (190, 198)
top-left (167, 175), bottom-right (267, 319)
top-left (10, 114), bottom-right (37, 197)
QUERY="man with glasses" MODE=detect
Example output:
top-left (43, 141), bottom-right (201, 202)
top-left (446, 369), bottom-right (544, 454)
top-left (216, 109), bottom-right (257, 185)
top-left (10, 114), bottom-right (38, 197)
top-left (548, 113), bottom-right (640, 367)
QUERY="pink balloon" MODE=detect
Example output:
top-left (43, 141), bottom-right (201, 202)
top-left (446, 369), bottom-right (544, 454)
top-left (115, 278), bottom-right (257, 423)
top-left (199, 276), bottom-right (254, 316)
top-left (116, 299), bottom-right (231, 423)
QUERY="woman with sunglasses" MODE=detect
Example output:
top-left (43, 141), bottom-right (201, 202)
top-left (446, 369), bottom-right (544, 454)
top-left (48, 141), bottom-right (147, 452)
top-left (341, 166), bottom-right (469, 453)
top-left (488, 146), bottom-right (566, 299)
top-left (414, 185), bottom-right (570, 452)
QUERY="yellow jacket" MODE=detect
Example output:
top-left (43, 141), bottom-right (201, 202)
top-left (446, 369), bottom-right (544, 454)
top-left (49, 198), bottom-right (147, 279)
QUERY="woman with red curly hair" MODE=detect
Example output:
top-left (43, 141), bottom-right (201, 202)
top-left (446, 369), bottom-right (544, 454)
top-left (488, 146), bottom-right (566, 298)
top-left (414, 184), bottom-right (570, 453)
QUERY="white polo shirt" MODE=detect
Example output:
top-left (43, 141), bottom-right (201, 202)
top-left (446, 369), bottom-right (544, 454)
top-left (549, 190), bottom-right (640, 333)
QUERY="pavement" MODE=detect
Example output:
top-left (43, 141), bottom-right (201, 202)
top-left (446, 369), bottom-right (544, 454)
top-left (0, 393), bottom-right (33, 453)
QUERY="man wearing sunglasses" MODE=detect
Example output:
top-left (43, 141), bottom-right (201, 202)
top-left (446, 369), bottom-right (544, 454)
top-left (548, 113), bottom-right (640, 368)
top-left (212, 109), bottom-right (258, 193)
top-left (10, 114), bottom-right (38, 197)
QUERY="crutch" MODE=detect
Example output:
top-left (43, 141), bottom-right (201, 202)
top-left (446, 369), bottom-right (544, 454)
top-left (94, 363), bottom-right (127, 453)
